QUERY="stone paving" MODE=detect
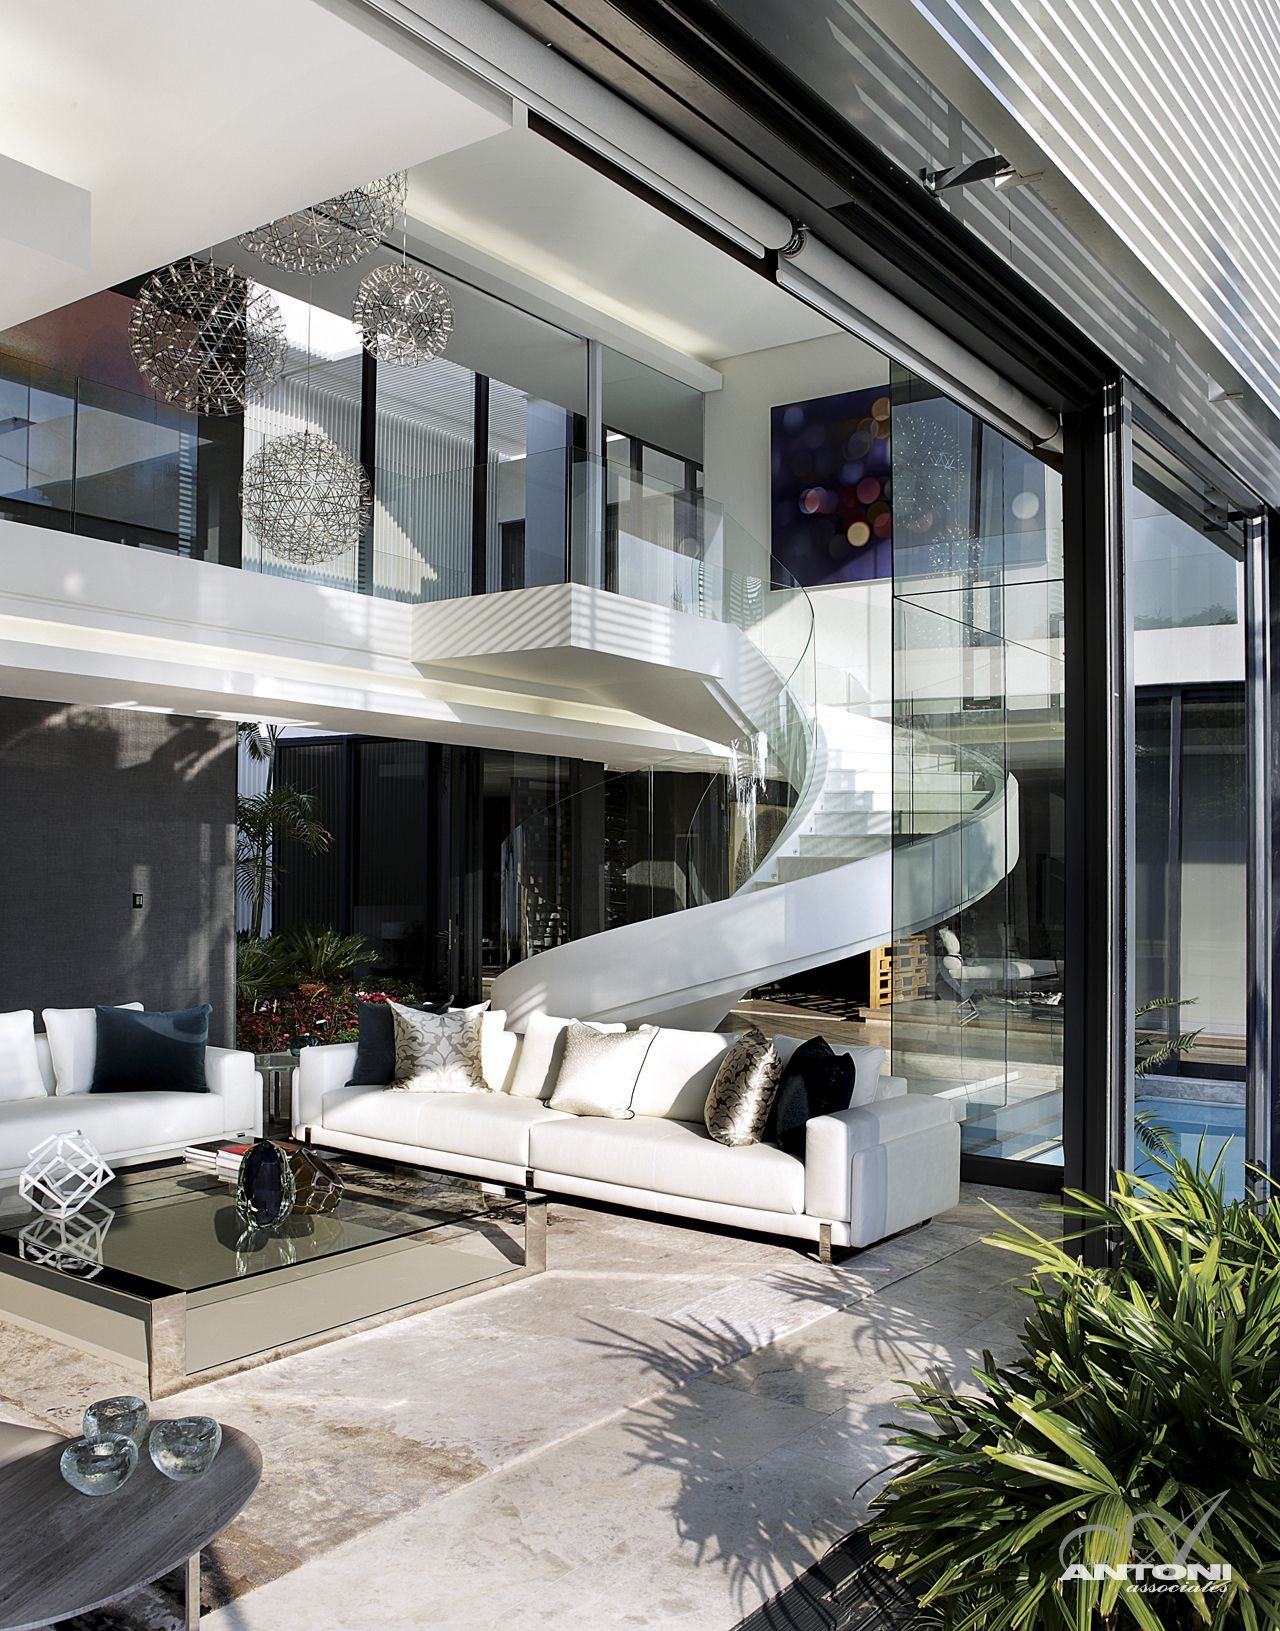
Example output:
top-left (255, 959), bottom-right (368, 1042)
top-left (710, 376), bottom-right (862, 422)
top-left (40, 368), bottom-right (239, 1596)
top-left (2, 1183), bottom-right (1046, 1631)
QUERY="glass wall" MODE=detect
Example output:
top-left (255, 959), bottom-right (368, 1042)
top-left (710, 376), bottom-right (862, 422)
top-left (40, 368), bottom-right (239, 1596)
top-left (890, 372), bottom-right (1066, 1171)
top-left (1126, 430), bottom-right (1250, 1196)
top-left (0, 288), bottom-right (242, 561)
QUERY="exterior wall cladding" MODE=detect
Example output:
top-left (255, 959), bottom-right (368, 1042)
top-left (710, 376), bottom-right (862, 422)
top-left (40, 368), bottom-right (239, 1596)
top-left (0, 699), bottom-right (237, 1046)
top-left (715, 0), bottom-right (1280, 503)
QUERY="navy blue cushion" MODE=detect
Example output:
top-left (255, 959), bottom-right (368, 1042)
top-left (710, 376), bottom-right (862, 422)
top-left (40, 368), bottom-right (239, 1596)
top-left (90, 1004), bottom-right (212, 1094)
top-left (766, 1037), bottom-right (856, 1159)
top-left (347, 997), bottom-right (451, 1086)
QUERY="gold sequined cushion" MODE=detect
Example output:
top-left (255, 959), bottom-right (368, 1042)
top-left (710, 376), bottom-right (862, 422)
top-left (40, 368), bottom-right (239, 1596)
top-left (546, 1023), bottom-right (657, 1118)
top-left (703, 1028), bottom-right (782, 1147)
top-left (389, 1002), bottom-right (487, 1094)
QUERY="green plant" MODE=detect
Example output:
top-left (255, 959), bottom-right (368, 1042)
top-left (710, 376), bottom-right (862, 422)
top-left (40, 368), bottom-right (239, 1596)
top-left (1135, 996), bottom-right (1202, 1078)
top-left (271, 924), bottom-right (375, 983)
top-left (235, 787), bottom-right (330, 938)
top-left (870, 1151), bottom-right (1280, 1629)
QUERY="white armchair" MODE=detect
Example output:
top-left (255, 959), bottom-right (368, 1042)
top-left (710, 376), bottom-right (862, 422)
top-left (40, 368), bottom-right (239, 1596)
top-left (205, 1047), bottom-right (264, 1139)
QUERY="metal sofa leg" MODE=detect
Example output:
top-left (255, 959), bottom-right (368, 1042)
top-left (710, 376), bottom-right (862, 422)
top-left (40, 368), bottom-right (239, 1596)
top-left (818, 1222), bottom-right (833, 1265)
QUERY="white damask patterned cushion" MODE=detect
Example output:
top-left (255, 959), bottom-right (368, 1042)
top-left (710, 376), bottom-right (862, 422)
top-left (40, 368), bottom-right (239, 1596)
top-left (703, 1028), bottom-right (782, 1147)
top-left (547, 1024), bottom-right (657, 1119)
top-left (389, 1002), bottom-right (488, 1094)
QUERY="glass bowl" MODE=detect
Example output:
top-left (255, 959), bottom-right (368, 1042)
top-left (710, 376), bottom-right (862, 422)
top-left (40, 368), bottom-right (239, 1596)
top-left (83, 1395), bottom-right (150, 1448)
top-left (60, 1434), bottom-right (138, 1496)
top-left (148, 1416), bottom-right (222, 1481)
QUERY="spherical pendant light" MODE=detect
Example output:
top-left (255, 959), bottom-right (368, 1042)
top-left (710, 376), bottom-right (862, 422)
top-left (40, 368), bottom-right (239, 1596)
top-left (128, 260), bottom-right (286, 416)
top-left (238, 174), bottom-right (408, 275)
top-left (241, 430), bottom-right (372, 565)
top-left (353, 261), bottom-right (453, 366)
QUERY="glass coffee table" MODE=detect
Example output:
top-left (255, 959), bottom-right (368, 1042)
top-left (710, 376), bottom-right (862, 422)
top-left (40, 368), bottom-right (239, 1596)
top-left (0, 1158), bottom-right (545, 1397)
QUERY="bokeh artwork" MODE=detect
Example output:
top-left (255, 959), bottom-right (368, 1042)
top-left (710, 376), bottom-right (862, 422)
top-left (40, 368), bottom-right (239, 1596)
top-left (770, 385), bottom-right (892, 587)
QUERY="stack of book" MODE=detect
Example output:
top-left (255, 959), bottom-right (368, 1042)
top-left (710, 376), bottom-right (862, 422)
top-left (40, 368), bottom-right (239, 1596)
top-left (183, 1141), bottom-right (254, 1184)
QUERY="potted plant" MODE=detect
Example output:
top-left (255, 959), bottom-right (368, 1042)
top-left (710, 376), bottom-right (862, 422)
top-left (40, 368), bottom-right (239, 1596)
top-left (868, 1150), bottom-right (1280, 1628)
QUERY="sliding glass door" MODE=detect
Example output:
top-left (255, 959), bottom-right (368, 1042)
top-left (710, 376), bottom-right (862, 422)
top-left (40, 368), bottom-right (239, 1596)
top-left (889, 371), bottom-right (1066, 1180)
top-left (1122, 407), bottom-right (1264, 1197)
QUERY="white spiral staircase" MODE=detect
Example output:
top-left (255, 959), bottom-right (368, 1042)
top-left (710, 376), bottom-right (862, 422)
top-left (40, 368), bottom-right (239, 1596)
top-left (491, 625), bottom-right (1019, 1033)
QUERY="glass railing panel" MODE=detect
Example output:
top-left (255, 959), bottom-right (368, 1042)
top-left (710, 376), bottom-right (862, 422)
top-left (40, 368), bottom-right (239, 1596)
top-left (0, 353), bottom-right (76, 523)
top-left (73, 375), bottom-right (193, 550)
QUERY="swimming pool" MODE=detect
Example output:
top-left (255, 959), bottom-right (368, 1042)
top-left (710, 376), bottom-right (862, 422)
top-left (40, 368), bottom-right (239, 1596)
top-left (1133, 1092), bottom-right (1246, 1200)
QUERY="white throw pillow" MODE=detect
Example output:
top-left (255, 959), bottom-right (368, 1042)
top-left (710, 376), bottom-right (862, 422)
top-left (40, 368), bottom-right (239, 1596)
top-left (44, 1003), bottom-right (143, 1096)
top-left (478, 1010), bottom-right (518, 1093)
top-left (828, 1043), bottom-right (888, 1106)
top-left (547, 1024), bottom-right (657, 1119)
top-left (937, 926), bottom-right (961, 957)
top-left (507, 1012), bottom-right (625, 1100)
top-left (631, 1027), bottom-right (738, 1120)
top-left (0, 1010), bottom-right (46, 1102)
top-left (389, 1002), bottom-right (488, 1094)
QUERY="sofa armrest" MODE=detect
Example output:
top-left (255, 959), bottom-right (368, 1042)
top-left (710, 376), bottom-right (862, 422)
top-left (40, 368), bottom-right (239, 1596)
top-left (294, 1043), bottom-right (358, 1136)
top-left (805, 1093), bottom-right (959, 1222)
top-left (205, 1047), bottom-right (262, 1138)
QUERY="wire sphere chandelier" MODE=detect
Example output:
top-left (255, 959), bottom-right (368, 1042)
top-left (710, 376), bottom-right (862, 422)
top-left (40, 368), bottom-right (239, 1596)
top-left (238, 173), bottom-right (408, 275)
top-left (241, 430), bottom-right (372, 565)
top-left (353, 261), bottom-right (453, 366)
top-left (128, 259), bottom-right (286, 416)
top-left (890, 408), bottom-right (972, 545)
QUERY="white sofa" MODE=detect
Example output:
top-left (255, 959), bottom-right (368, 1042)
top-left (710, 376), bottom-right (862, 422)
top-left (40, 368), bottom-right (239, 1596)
top-left (294, 1021), bottom-right (960, 1253)
top-left (0, 1030), bottom-right (261, 1182)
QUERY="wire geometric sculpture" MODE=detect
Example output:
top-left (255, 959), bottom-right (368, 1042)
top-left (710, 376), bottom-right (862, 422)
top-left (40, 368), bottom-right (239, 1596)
top-left (19, 1199), bottom-right (114, 1279)
top-left (241, 430), bottom-right (373, 565)
top-left (19, 1132), bottom-right (115, 1220)
top-left (354, 261), bottom-right (453, 366)
top-left (129, 260), bottom-right (286, 416)
top-left (238, 174), bottom-right (408, 275)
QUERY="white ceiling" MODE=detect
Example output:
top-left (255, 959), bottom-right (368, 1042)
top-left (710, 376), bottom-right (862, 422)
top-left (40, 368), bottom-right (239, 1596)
top-left (405, 120), bottom-right (836, 370)
top-left (0, 0), bottom-right (511, 329)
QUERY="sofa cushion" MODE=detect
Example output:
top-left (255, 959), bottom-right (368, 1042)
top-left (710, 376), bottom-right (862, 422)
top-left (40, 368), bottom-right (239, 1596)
top-left (480, 1011), bottom-right (519, 1094)
top-left (508, 1013), bottom-right (624, 1100)
top-left (44, 1004), bottom-right (144, 1096)
top-left (90, 1004), bottom-right (211, 1094)
top-left (547, 1025), bottom-right (656, 1119)
top-left (772, 1035), bottom-right (886, 1107)
top-left (322, 1086), bottom-right (568, 1167)
top-left (348, 998), bottom-right (449, 1086)
top-left (766, 1037), bottom-right (856, 1159)
top-left (0, 1091), bottom-right (224, 1167)
top-left (0, 1011), bottom-right (46, 1103)
top-left (530, 1115), bottom-right (804, 1215)
top-left (630, 1027), bottom-right (737, 1121)
top-left (704, 1029), bottom-right (782, 1148)
top-left (390, 1003), bottom-right (487, 1094)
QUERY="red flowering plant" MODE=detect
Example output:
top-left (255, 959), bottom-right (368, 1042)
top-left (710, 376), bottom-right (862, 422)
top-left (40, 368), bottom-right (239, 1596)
top-left (235, 981), bottom-right (435, 1054)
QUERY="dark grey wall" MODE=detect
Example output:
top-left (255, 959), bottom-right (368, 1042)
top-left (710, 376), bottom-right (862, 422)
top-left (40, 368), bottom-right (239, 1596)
top-left (0, 699), bottom-right (237, 1046)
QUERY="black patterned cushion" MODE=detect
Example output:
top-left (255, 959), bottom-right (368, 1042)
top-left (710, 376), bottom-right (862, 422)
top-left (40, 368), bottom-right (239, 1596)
top-left (765, 1037), bottom-right (857, 1159)
top-left (388, 1002), bottom-right (486, 1094)
top-left (703, 1028), bottom-right (782, 1147)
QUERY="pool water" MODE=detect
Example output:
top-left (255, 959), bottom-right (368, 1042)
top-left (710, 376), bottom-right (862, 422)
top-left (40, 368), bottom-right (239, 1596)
top-left (1133, 1093), bottom-right (1246, 1201)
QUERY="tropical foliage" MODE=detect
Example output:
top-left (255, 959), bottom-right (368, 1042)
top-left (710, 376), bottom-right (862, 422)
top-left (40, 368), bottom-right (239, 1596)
top-left (870, 1151), bottom-right (1280, 1629)
top-left (235, 787), bottom-right (330, 938)
top-left (1134, 996), bottom-right (1202, 1078)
